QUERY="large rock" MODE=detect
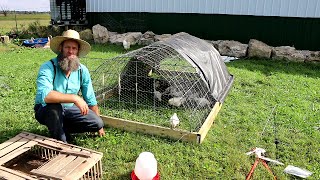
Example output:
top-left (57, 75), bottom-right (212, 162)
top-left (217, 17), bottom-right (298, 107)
top-left (209, 40), bottom-right (223, 51)
top-left (215, 40), bottom-right (248, 57)
top-left (92, 24), bottom-right (109, 44)
top-left (271, 46), bottom-right (305, 62)
top-left (138, 31), bottom-right (156, 46)
top-left (154, 34), bottom-right (172, 41)
top-left (124, 32), bottom-right (143, 46)
top-left (247, 39), bottom-right (272, 59)
top-left (109, 33), bottom-right (126, 45)
top-left (305, 51), bottom-right (320, 63)
top-left (79, 29), bottom-right (93, 42)
top-left (108, 32), bottom-right (142, 46)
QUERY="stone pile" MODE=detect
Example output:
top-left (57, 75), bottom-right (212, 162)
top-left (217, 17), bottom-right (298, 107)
top-left (80, 24), bottom-right (319, 63)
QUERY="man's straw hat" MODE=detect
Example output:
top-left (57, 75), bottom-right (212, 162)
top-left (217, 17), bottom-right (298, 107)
top-left (50, 29), bottom-right (91, 57)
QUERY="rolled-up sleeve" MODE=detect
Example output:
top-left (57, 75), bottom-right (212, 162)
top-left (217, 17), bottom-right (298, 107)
top-left (80, 66), bottom-right (97, 106)
top-left (35, 62), bottom-right (54, 106)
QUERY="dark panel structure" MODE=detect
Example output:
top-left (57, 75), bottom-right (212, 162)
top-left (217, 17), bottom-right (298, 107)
top-left (87, 12), bottom-right (320, 51)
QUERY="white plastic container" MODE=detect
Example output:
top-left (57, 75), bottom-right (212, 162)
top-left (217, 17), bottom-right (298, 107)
top-left (134, 152), bottom-right (158, 180)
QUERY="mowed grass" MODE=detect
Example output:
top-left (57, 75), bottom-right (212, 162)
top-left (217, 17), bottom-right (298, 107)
top-left (0, 43), bottom-right (319, 179)
top-left (0, 13), bottom-right (50, 34)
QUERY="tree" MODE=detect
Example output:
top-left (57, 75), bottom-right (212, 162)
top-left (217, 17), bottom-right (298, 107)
top-left (1, 5), bottom-right (9, 17)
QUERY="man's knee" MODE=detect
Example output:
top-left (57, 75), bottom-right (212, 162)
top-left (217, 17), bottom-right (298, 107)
top-left (46, 103), bottom-right (63, 115)
top-left (41, 103), bottom-right (64, 126)
top-left (96, 118), bottom-right (104, 129)
top-left (35, 103), bottom-right (63, 124)
top-left (87, 112), bottom-right (104, 129)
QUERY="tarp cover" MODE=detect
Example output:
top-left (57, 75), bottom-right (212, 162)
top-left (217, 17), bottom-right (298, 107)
top-left (161, 32), bottom-right (234, 102)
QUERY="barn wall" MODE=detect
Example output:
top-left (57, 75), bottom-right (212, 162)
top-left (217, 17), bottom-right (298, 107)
top-left (86, 0), bottom-right (320, 18)
top-left (50, 0), bottom-right (86, 23)
top-left (87, 12), bottom-right (320, 51)
top-left (50, 0), bottom-right (60, 20)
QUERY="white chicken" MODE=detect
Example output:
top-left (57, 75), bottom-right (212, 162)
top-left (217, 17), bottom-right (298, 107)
top-left (170, 113), bottom-right (179, 128)
top-left (168, 97), bottom-right (186, 107)
top-left (123, 39), bottom-right (130, 50)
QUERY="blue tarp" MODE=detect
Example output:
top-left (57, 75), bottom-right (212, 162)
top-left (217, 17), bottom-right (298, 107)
top-left (22, 38), bottom-right (48, 47)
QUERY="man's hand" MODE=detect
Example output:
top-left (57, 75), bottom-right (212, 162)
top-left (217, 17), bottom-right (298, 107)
top-left (74, 95), bottom-right (89, 115)
top-left (98, 128), bottom-right (105, 136)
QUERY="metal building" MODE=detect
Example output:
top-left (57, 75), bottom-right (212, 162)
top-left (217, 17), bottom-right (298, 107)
top-left (50, 0), bottom-right (320, 50)
top-left (86, 0), bottom-right (320, 18)
top-left (50, 0), bottom-right (87, 25)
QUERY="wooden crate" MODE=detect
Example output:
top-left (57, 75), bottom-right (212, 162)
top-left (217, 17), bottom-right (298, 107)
top-left (0, 132), bottom-right (103, 180)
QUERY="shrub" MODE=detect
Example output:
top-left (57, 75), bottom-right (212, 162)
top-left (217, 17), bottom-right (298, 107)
top-left (9, 21), bottom-right (63, 39)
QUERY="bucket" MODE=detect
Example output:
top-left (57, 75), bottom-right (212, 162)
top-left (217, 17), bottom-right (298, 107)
top-left (131, 171), bottom-right (160, 180)
top-left (132, 152), bottom-right (159, 180)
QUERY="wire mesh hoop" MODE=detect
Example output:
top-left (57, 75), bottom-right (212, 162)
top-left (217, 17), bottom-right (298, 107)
top-left (91, 32), bottom-right (233, 142)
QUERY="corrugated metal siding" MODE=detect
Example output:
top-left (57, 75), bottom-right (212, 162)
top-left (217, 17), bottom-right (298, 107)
top-left (50, 0), bottom-right (72, 20)
top-left (86, 0), bottom-right (320, 18)
top-left (50, 0), bottom-right (59, 20)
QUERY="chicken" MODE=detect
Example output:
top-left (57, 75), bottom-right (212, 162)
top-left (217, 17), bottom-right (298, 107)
top-left (123, 39), bottom-right (130, 50)
top-left (168, 97), bottom-right (186, 107)
top-left (193, 97), bottom-right (211, 107)
top-left (154, 91), bottom-right (162, 101)
top-left (170, 113), bottom-right (179, 128)
top-left (164, 86), bottom-right (183, 97)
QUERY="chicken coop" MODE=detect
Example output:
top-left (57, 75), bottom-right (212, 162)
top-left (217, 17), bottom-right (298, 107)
top-left (0, 132), bottom-right (103, 180)
top-left (91, 32), bottom-right (234, 143)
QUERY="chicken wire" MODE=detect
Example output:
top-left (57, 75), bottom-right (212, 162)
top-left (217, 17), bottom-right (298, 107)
top-left (90, 33), bottom-right (233, 132)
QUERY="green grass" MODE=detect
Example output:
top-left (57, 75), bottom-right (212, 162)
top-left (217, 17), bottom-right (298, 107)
top-left (0, 13), bottom-right (50, 35)
top-left (0, 43), bottom-right (319, 179)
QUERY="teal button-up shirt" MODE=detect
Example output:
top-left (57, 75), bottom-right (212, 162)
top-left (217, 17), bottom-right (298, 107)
top-left (35, 57), bottom-right (97, 107)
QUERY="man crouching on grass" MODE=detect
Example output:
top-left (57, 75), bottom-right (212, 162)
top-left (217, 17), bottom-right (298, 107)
top-left (34, 29), bottom-right (105, 143)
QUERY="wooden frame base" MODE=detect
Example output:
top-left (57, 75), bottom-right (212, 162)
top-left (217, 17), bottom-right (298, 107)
top-left (100, 102), bottom-right (222, 143)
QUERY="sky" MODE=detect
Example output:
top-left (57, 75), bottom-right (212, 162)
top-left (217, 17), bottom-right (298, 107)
top-left (0, 0), bottom-right (50, 12)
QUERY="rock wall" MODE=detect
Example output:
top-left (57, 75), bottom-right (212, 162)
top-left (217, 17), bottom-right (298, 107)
top-left (82, 24), bottom-right (320, 63)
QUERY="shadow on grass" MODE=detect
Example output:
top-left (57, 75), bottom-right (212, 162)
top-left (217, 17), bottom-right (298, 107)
top-left (226, 58), bottom-right (320, 78)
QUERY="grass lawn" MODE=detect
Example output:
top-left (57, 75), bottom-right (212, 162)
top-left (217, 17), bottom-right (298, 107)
top-left (0, 13), bottom-right (50, 35)
top-left (0, 43), bottom-right (319, 179)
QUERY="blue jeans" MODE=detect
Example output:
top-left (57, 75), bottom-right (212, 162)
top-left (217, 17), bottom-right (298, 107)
top-left (34, 103), bottom-right (104, 143)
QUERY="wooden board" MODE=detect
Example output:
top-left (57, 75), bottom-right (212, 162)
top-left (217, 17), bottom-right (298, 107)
top-left (0, 136), bottom-right (22, 150)
top-left (56, 156), bottom-right (86, 177)
top-left (0, 140), bottom-right (38, 165)
top-left (101, 115), bottom-right (199, 143)
top-left (197, 102), bottom-right (222, 143)
top-left (0, 166), bottom-right (37, 180)
top-left (0, 138), bottom-right (27, 157)
top-left (64, 154), bottom-right (102, 180)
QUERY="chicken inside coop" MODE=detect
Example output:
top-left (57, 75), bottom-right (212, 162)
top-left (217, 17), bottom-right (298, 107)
top-left (91, 32), bottom-right (234, 132)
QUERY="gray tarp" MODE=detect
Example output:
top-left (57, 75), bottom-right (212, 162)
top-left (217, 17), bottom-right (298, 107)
top-left (161, 32), bottom-right (234, 102)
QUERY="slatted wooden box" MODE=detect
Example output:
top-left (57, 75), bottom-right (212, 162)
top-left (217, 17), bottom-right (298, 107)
top-left (0, 132), bottom-right (103, 180)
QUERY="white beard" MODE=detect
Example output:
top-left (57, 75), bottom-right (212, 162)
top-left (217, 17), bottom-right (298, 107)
top-left (58, 55), bottom-right (80, 72)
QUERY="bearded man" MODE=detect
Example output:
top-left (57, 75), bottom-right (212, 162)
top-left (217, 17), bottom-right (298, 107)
top-left (34, 29), bottom-right (105, 143)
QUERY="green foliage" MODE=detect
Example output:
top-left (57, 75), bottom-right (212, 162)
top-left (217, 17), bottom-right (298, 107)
top-left (0, 44), bottom-right (319, 179)
top-left (13, 20), bottom-right (60, 39)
